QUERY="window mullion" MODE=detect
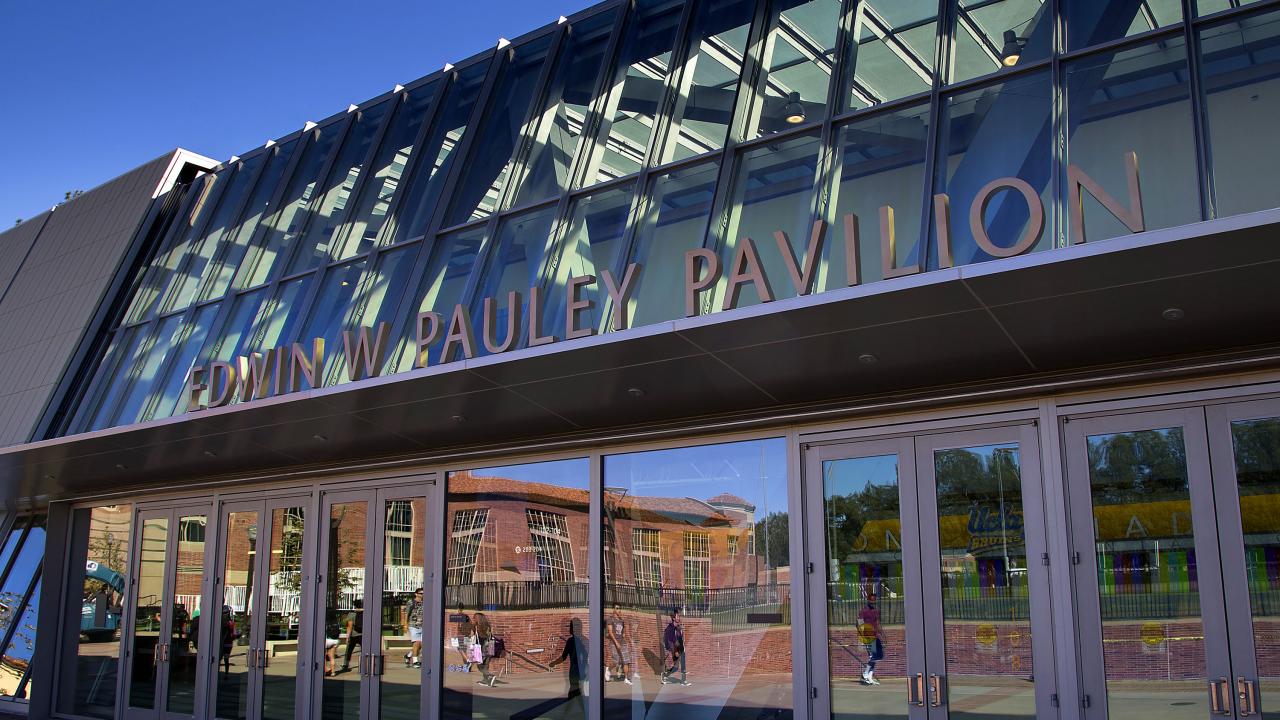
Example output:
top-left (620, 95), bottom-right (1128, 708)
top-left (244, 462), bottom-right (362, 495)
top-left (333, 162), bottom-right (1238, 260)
top-left (372, 71), bottom-right (458, 249)
top-left (567, 0), bottom-right (635, 194)
top-left (191, 148), bottom-right (278, 303)
top-left (227, 129), bottom-right (315, 295)
top-left (494, 24), bottom-right (572, 216)
top-left (272, 112), bottom-right (359, 280)
top-left (640, 0), bottom-right (702, 170)
top-left (323, 93), bottom-right (406, 264)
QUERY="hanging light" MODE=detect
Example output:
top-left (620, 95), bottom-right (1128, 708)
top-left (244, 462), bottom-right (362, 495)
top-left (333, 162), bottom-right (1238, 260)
top-left (1001, 30), bottom-right (1025, 67)
top-left (782, 91), bottom-right (806, 124)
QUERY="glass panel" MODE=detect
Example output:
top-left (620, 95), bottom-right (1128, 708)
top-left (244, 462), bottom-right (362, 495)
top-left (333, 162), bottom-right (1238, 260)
top-left (323, 244), bottom-right (417, 386)
top-left (1, 579), bottom-right (39, 700)
top-left (932, 443), bottom-right (1035, 719)
top-left (105, 314), bottom-right (185, 428)
top-left (625, 160), bottom-right (720, 327)
top-left (447, 36), bottom-right (555, 225)
top-left (80, 326), bottom-right (146, 432)
top-left (323, 501), bottom-right (368, 720)
top-left (1197, 0), bottom-right (1266, 15)
top-left (543, 183), bottom-right (635, 338)
top-left (202, 140), bottom-right (300, 301)
top-left (145, 302), bottom-right (222, 421)
top-left (823, 454), bottom-right (907, 719)
top-left (657, 0), bottom-right (753, 162)
top-left (261, 506), bottom-right (306, 720)
top-left (720, 133), bottom-right (821, 308)
top-left (748, 0), bottom-right (841, 138)
top-left (381, 497), bottom-right (426, 720)
top-left (287, 101), bottom-right (394, 275)
top-left (602, 439), bottom-right (791, 718)
top-left (395, 61), bottom-right (492, 243)
top-left (166, 513), bottom-right (206, 715)
top-left (512, 10), bottom-right (618, 206)
top-left (443, 459), bottom-right (589, 720)
top-left (199, 289), bottom-right (270, 373)
top-left (337, 83), bottom-right (440, 259)
top-left (390, 226), bottom-right (486, 371)
top-left (128, 516), bottom-right (168, 710)
top-left (0, 518), bottom-right (44, 702)
top-left (1063, 37), bottom-right (1198, 244)
top-left (166, 157), bottom-right (266, 313)
top-left (1227, 417), bottom-right (1280, 720)
top-left (296, 260), bottom-right (368, 386)
top-left (238, 120), bottom-right (345, 288)
top-left (60, 505), bottom-right (132, 719)
top-left (1085, 427), bottom-right (1207, 718)
top-left (950, 0), bottom-right (1051, 84)
top-left (1200, 8), bottom-right (1280, 218)
top-left (245, 275), bottom-right (315, 362)
top-left (214, 510), bottom-right (259, 720)
top-left (931, 71), bottom-right (1053, 269)
top-left (1065, 0), bottom-right (1183, 52)
top-left (825, 103), bottom-right (930, 290)
top-left (585, 0), bottom-right (684, 183)
top-left (124, 176), bottom-right (220, 324)
top-left (844, 1), bottom-right (938, 112)
top-left (463, 206), bottom-right (558, 361)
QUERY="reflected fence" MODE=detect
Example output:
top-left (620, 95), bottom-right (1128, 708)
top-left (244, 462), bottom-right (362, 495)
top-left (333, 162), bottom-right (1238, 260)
top-left (829, 583), bottom-right (1280, 622)
top-left (444, 582), bottom-right (793, 628)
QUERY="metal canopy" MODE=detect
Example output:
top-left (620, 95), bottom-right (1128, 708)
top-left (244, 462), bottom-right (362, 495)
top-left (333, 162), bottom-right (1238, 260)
top-left (7, 208), bottom-right (1280, 502)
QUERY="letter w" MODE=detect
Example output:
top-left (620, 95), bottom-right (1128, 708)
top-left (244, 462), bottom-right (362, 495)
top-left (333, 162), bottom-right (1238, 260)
top-left (343, 322), bottom-right (392, 382)
top-left (237, 350), bottom-right (275, 403)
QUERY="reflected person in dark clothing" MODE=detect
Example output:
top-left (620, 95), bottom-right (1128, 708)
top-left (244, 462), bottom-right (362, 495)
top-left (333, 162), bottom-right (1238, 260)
top-left (549, 618), bottom-right (587, 701)
top-left (341, 598), bottom-right (364, 673)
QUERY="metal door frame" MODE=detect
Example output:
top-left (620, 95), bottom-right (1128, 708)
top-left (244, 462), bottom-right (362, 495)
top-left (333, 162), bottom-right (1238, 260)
top-left (804, 436), bottom-right (927, 720)
top-left (1062, 407), bottom-right (1231, 720)
top-left (367, 483), bottom-right (434, 720)
top-left (913, 423), bottom-right (1057, 719)
top-left (1206, 397), bottom-right (1280, 718)
top-left (206, 498), bottom-right (267, 720)
top-left (119, 502), bottom-right (215, 720)
top-left (313, 488), bottom-right (380, 719)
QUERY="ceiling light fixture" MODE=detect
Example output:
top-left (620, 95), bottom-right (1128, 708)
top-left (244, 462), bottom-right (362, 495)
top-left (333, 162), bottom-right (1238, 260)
top-left (782, 91), bottom-right (806, 125)
top-left (858, 353), bottom-right (878, 365)
top-left (1001, 30), bottom-right (1026, 67)
top-left (627, 387), bottom-right (646, 398)
top-left (1162, 307), bottom-right (1185, 321)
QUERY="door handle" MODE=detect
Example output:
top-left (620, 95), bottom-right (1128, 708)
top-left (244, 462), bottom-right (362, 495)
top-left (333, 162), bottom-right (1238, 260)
top-left (261, 647), bottom-right (270, 669)
top-left (373, 655), bottom-right (384, 676)
top-left (1209, 677), bottom-right (1231, 715)
top-left (907, 673), bottom-right (925, 706)
top-left (929, 674), bottom-right (946, 707)
top-left (1238, 677), bottom-right (1258, 717)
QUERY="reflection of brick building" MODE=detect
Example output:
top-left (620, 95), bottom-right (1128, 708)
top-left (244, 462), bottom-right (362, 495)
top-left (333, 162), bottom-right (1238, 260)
top-left (443, 473), bottom-right (793, 680)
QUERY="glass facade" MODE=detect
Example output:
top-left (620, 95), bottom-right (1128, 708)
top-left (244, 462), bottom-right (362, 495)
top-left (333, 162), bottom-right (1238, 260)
top-left (0, 514), bottom-right (47, 706)
top-left (64, 0), bottom-right (1280, 435)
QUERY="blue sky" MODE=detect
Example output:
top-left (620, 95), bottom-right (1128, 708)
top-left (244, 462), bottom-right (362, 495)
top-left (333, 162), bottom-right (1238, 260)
top-left (0, 0), bottom-right (600, 226)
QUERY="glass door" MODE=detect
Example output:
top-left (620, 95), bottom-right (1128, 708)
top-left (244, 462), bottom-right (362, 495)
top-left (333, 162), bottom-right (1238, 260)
top-left (807, 423), bottom-right (1055, 720)
top-left (316, 490), bottom-right (375, 720)
top-left (314, 484), bottom-right (431, 720)
top-left (208, 497), bottom-right (310, 720)
top-left (807, 437), bottom-right (926, 720)
top-left (914, 425), bottom-right (1055, 719)
top-left (1064, 408), bottom-right (1232, 719)
top-left (122, 504), bottom-right (213, 720)
top-left (1207, 398), bottom-right (1280, 719)
top-left (370, 487), bottom-right (429, 720)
